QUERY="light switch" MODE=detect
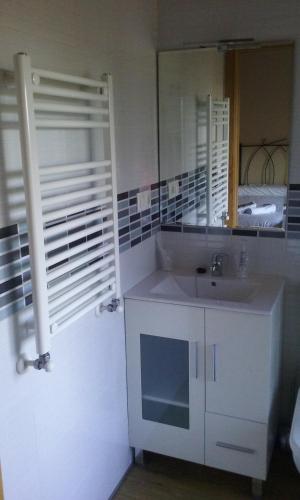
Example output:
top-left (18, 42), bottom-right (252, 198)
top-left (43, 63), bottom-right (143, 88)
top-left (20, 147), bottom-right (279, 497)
top-left (168, 180), bottom-right (180, 199)
top-left (137, 190), bottom-right (151, 212)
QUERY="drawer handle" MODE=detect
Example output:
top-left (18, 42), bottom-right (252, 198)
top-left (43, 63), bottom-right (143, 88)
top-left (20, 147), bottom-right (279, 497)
top-left (216, 441), bottom-right (256, 455)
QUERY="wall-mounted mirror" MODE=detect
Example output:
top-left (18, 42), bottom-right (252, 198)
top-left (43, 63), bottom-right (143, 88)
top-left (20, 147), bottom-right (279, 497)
top-left (158, 42), bottom-right (294, 231)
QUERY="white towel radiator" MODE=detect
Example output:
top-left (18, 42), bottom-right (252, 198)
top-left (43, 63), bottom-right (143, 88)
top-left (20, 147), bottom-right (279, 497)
top-left (207, 95), bottom-right (230, 226)
top-left (14, 53), bottom-right (121, 372)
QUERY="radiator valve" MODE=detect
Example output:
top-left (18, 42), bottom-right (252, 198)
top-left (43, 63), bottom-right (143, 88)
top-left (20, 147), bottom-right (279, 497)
top-left (16, 352), bottom-right (52, 374)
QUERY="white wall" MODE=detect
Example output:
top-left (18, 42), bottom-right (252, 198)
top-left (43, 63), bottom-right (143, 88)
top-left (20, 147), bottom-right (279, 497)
top-left (0, 0), bottom-right (158, 193)
top-left (0, 237), bottom-right (157, 500)
top-left (0, 2), bottom-right (158, 500)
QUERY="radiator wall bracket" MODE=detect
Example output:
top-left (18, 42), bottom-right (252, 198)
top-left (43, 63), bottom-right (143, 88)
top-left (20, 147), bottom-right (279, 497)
top-left (96, 298), bottom-right (124, 315)
top-left (16, 352), bottom-right (52, 374)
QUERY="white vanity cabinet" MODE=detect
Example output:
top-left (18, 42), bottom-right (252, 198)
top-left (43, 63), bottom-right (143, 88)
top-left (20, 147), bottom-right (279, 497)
top-left (205, 297), bottom-right (282, 480)
top-left (205, 308), bottom-right (281, 423)
top-left (125, 299), bottom-right (205, 464)
top-left (125, 282), bottom-right (283, 485)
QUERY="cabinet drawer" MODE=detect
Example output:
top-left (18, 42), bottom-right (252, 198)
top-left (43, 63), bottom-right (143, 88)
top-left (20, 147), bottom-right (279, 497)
top-left (205, 413), bottom-right (268, 480)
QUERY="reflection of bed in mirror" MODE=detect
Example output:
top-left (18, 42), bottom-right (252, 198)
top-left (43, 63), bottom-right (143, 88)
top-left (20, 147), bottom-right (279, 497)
top-left (238, 142), bottom-right (288, 228)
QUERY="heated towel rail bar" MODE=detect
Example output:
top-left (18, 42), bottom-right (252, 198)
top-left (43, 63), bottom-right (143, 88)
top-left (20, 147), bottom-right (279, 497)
top-left (14, 53), bottom-right (121, 373)
top-left (207, 95), bottom-right (230, 226)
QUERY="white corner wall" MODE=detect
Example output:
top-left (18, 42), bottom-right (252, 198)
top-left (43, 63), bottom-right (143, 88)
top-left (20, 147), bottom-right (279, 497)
top-left (0, 2), bottom-right (158, 500)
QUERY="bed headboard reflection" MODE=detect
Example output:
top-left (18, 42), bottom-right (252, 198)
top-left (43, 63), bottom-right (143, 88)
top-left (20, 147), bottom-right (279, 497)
top-left (240, 140), bottom-right (289, 186)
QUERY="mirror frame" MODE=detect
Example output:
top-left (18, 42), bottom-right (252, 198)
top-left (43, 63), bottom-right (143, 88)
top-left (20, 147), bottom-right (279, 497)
top-left (156, 42), bottom-right (295, 239)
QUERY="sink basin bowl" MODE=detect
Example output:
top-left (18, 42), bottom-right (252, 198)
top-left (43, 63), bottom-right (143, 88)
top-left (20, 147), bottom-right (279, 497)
top-left (196, 276), bottom-right (258, 302)
top-left (150, 274), bottom-right (196, 298)
top-left (150, 273), bottom-right (258, 303)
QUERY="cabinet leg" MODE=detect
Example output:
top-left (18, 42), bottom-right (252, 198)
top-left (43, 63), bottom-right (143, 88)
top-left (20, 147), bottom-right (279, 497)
top-left (133, 447), bottom-right (144, 465)
top-left (251, 479), bottom-right (263, 499)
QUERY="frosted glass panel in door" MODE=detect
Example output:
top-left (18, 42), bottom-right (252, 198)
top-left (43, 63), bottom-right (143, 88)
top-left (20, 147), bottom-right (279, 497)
top-left (140, 334), bottom-right (189, 429)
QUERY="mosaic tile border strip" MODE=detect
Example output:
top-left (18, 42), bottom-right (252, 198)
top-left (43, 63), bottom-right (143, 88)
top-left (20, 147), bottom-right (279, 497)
top-left (117, 182), bottom-right (160, 253)
top-left (160, 166), bottom-right (206, 224)
top-left (0, 223), bottom-right (32, 321)
top-left (161, 181), bottom-right (300, 239)
top-left (161, 224), bottom-right (286, 238)
top-left (0, 182), bottom-right (297, 321)
top-left (0, 182), bottom-right (161, 320)
top-left (287, 184), bottom-right (300, 239)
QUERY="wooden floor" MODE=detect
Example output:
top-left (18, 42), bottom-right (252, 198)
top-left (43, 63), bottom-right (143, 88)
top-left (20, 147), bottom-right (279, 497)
top-left (113, 450), bottom-right (300, 499)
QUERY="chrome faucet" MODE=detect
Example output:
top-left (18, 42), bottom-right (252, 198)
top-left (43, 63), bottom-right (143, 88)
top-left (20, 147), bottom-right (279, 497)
top-left (210, 253), bottom-right (228, 277)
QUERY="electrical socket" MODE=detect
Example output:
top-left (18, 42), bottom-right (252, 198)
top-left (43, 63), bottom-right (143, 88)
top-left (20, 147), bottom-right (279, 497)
top-left (137, 190), bottom-right (151, 212)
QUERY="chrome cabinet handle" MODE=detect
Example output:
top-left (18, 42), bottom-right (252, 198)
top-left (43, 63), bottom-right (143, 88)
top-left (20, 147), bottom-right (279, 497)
top-left (191, 341), bottom-right (199, 379)
top-left (212, 344), bottom-right (216, 382)
top-left (207, 344), bottom-right (217, 382)
top-left (216, 441), bottom-right (255, 455)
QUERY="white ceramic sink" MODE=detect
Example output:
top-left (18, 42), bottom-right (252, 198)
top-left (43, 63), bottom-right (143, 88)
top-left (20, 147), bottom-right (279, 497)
top-left (150, 273), bottom-right (258, 303)
top-left (125, 270), bottom-right (284, 315)
top-left (150, 274), bottom-right (196, 298)
top-left (196, 276), bottom-right (258, 302)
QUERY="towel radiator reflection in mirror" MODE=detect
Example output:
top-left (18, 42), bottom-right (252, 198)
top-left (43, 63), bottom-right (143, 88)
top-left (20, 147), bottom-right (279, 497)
top-left (207, 95), bottom-right (230, 226)
top-left (14, 53), bottom-right (121, 373)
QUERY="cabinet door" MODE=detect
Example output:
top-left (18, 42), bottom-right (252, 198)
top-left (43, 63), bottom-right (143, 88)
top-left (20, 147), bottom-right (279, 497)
top-left (205, 309), bottom-right (270, 423)
top-left (125, 299), bottom-right (205, 464)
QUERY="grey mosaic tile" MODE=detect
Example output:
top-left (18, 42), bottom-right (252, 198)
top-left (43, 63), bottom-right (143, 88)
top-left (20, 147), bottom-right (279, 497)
top-left (117, 199), bottom-right (129, 211)
top-left (0, 285), bottom-right (24, 308)
top-left (0, 235), bottom-right (21, 254)
top-left (0, 260), bottom-right (23, 281)
top-left (131, 228), bottom-right (142, 240)
top-left (0, 224), bottom-right (18, 240)
top-left (0, 297), bottom-right (25, 321)
top-left (0, 249), bottom-right (20, 267)
top-left (129, 205), bottom-right (137, 215)
top-left (0, 275), bottom-right (22, 294)
top-left (118, 217), bottom-right (130, 229)
top-left (119, 241), bottom-right (131, 253)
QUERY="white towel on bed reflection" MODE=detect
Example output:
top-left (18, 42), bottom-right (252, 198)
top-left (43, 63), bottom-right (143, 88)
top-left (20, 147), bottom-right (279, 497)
top-left (243, 203), bottom-right (276, 215)
top-left (237, 202), bottom-right (256, 214)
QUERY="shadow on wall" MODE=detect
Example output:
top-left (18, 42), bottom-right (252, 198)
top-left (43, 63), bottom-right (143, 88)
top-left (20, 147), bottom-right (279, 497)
top-left (0, 71), bottom-right (36, 363)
